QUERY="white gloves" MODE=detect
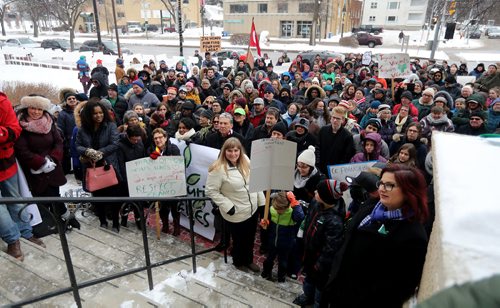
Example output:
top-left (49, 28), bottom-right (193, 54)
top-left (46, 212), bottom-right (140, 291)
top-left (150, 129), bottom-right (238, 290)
top-left (31, 156), bottom-right (57, 174)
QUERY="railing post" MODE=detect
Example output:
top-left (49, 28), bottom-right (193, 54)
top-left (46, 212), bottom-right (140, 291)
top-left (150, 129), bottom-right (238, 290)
top-left (135, 202), bottom-right (154, 290)
top-left (187, 200), bottom-right (197, 273)
top-left (222, 220), bottom-right (228, 264)
top-left (51, 202), bottom-right (82, 308)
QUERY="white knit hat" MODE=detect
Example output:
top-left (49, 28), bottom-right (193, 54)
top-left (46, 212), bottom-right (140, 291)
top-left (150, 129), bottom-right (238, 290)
top-left (297, 145), bottom-right (316, 167)
top-left (20, 96), bottom-right (51, 111)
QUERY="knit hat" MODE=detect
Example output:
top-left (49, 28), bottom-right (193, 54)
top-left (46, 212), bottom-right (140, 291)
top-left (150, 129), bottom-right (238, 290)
top-left (312, 77), bottom-right (319, 84)
top-left (265, 85), bottom-right (275, 94)
top-left (96, 59), bottom-right (103, 65)
top-left (422, 88), bottom-right (435, 97)
top-left (64, 92), bottom-right (77, 100)
top-left (132, 79), bottom-right (145, 89)
top-left (200, 108), bottom-right (214, 119)
top-left (108, 83), bottom-right (118, 92)
top-left (20, 96), bottom-right (51, 111)
top-left (151, 111), bottom-right (165, 125)
top-left (434, 96), bottom-right (447, 104)
top-left (123, 110), bottom-right (139, 123)
top-left (366, 118), bottom-right (382, 131)
top-left (370, 100), bottom-right (381, 109)
top-left (182, 100), bottom-right (195, 110)
top-left (401, 91), bottom-right (413, 101)
top-left (297, 145), bottom-right (315, 167)
top-left (179, 86), bottom-right (188, 93)
top-left (271, 121), bottom-right (288, 136)
top-left (466, 93), bottom-right (486, 107)
top-left (75, 93), bottom-right (88, 102)
top-left (234, 97), bottom-right (247, 107)
top-left (49, 104), bottom-right (62, 115)
top-left (339, 100), bottom-right (351, 110)
top-left (185, 81), bottom-right (194, 89)
top-left (223, 83), bottom-right (234, 91)
top-left (378, 104), bottom-right (391, 112)
top-left (295, 117), bottom-right (310, 131)
top-left (234, 108), bottom-right (246, 116)
top-left (159, 60), bottom-right (166, 65)
top-left (116, 58), bottom-right (124, 65)
top-left (324, 85), bottom-right (333, 91)
top-left (253, 98), bottom-right (265, 105)
top-left (316, 179), bottom-right (347, 204)
top-left (491, 98), bottom-right (500, 107)
top-left (100, 98), bottom-right (112, 110)
top-left (470, 111), bottom-right (486, 121)
top-left (244, 81), bottom-right (254, 90)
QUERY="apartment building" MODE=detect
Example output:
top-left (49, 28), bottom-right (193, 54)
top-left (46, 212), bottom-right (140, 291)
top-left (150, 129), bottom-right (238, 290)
top-left (361, 0), bottom-right (429, 30)
top-left (223, 0), bottom-right (362, 39)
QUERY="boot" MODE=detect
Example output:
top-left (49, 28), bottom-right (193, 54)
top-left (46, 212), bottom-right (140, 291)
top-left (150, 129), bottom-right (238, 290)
top-left (172, 216), bottom-right (180, 236)
top-left (7, 240), bottom-right (24, 261)
top-left (161, 217), bottom-right (170, 234)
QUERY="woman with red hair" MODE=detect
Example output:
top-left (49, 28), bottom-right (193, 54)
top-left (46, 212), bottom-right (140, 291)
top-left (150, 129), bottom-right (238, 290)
top-left (323, 164), bottom-right (429, 308)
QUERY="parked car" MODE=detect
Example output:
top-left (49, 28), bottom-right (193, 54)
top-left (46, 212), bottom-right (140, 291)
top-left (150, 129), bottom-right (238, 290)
top-left (41, 39), bottom-right (71, 51)
top-left (212, 49), bottom-right (246, 60)
top-left (127, 25), bottom-right (142, 33)
top-left (487, 30), bottom-right (500, 39)
top-left (485, 26), bottom-right (500, 36)
top-left (297, 51), bottom-right (346, 64)
top-left (79, 40), bottom-right (131, 55)
top-left (467, 29), bottom-right (482, 39)
top-left (143, 24), bottom-right (158, 32)
top-left (164, 26), bottom-right (176, 33)
top-left (353, 32), bottom-right (383, 48)
top-left (5, 37), bottom-right (39, 48)
top-left (351, 25), bottom-right (384, 35)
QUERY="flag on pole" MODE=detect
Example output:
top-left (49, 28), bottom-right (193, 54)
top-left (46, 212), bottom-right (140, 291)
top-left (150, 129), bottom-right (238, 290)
top-left (249, 18), bottom-right (261, 57)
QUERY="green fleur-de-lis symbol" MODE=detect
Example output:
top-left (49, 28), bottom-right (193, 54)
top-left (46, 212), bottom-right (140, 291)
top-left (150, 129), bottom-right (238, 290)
top-left (397, 63), bottom-right (407, 73)
top-left (183, 145), bottom-right (192, 168)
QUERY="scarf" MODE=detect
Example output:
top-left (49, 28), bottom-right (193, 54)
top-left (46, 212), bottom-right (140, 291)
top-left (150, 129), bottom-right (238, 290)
top-left (394, 114), bottom-right (408, 133)
top-left (358, 201), bottom-right (405, 229)
top-left (294, 167), bottom-right (318, 189)
top-left (175, 128), bottom-right (196, 141)
top-left (19, 113), bottom-right (53, 134)
top-left (354, 97), bottom-right (366, 106)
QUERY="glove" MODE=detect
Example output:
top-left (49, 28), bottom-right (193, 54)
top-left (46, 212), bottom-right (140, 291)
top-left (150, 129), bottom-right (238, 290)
top-left (41, 156), bottom-right (57, 173)
top-left (149, 146), bottom-right (161, 160)
top-left (260, 219), bottom-right (269, 228)
top-left (287, 191), bottom-right (300, 207)
top-left (226, 206), bottom-right (235, 216)
top-left (85, 148), bottom-right (103, 162)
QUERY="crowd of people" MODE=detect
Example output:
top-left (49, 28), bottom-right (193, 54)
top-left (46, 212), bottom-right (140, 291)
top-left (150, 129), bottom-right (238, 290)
top-left (1, 49), bottom-right (500, 306)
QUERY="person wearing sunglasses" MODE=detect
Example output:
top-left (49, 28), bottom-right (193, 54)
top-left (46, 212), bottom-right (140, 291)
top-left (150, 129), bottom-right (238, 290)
top-left (324, 164), bottom-right (429, 308)
top-left (456, 111), bottom-right (489, 136)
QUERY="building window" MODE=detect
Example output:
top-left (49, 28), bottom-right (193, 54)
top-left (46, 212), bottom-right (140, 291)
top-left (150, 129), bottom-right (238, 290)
top-left (277, 3), bottom-right (288, 13)
top-left (370, 2), bottom-right (377, 9)
top-left (297, 21), bottom-right (312, 37)
top-left (387, 16), bottom-right (397, 22)
top-left (281, 20), bottom-right (293, 37)
top-left (258, 3), bottom-right (268, 13)
top-left (116, 0), bottom-right (123, 4)
top-left (229, 4), bottom-right (248, 13)
top-left (117, 12), bottom-right (125, 18)
top-left (387, 2), bottom-right (400, 9)
top-left (298, 3), bottom-right (315, 13)
top-left (369, 16), bottom-right (376, 22)
top-left (183, 0), bottom-right (189, 3)
top-left (410, 0), bottom-right (425, 6)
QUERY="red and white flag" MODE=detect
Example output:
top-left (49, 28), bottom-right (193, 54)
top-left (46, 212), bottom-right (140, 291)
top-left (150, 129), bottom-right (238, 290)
top-left (249, 19), bottom-right (261, 57)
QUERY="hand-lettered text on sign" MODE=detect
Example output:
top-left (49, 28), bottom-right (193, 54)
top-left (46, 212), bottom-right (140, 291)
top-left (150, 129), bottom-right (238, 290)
top-left (200, 36), bottom-right (222, 53)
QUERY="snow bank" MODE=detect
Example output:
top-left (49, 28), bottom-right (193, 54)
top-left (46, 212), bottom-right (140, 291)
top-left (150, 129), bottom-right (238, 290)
top-left (418, 132), bottom-right (500, 301)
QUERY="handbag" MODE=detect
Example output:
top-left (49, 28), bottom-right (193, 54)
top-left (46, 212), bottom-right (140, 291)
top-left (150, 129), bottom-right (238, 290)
top-left (85, 161), bottom-right (118, 192)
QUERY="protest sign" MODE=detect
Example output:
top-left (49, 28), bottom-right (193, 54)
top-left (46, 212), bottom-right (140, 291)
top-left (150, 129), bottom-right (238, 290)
top-left (374, 53), bottom-right (411, 78)
top-left (200, 36), bottom-right (221, 52)
top-left (171, 140), bottom-right (219, 240)
top-left (126, 156), bottom-right (186, 197)
top-left (249, 138), bottom-right (297, 192)
top-left (327, 161), bottom-right (377, 182)
top-left (362, 51), bottom-right (372, 65)
top-left (456, 75), bottom-right (475, 86)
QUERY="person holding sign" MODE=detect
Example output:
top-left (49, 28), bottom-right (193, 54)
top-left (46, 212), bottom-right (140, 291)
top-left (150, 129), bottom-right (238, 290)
top-left (206, 137), bottom-right (265, 273)
top-left (149, 128), bottom-right (182, 235)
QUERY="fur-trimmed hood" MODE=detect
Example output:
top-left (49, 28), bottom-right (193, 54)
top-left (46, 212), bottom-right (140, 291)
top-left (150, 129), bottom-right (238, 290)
top-left (58, 87), bottom-right (77, 104)
top-left (74, 100), bottom-right (87, 128)
top-left (304, 85), bottom-right (326, 99)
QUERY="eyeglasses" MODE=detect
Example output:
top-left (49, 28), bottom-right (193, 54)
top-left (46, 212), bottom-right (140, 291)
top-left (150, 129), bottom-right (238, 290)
top-left (212, 121), bottom-right (219, 124)
top-left (67, 97), bottom-right (76, 100)
top-left (470, 117), bottom-right (482, 121)
top-left (296, 163), bottom-right (310, 169)
top-left (376, 181), bottom-right (397, 192)
top-left (265, 91), bottom-right (273, 94)
top-left (407, 129), bottom-right (419, 133)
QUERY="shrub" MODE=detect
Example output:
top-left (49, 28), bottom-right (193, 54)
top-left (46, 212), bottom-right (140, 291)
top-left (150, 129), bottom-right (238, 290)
top-left (339, 36), bottom-right (359, 48)
top-left (2, 81), bottom-right (60, 107)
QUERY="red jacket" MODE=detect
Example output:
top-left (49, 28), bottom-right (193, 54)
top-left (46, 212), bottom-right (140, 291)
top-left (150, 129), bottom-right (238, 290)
top-left (0, 93), bottom-right (22, 181)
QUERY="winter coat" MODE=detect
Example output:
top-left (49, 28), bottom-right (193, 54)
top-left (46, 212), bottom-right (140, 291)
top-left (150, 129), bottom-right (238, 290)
top-left (15, 113), bottom-right (67, 195)
top-left (359, 112), bottom-right (378, 129)
top-left (379, 119), bottom-right (397, 145)
top-left (0, 93), bottom-right (22, 181)
top-left (281, 112), bottom-right (299, 128)
top-left (476, 72), bottom-right (500, 92)
top-left (232, 119), bottom-right (255, 141)
top-left (268, 205), bottom-right (305, 248)
top-left (75, 121), bottom-right (122, 191)
top-left (293, 168), bottom-right (325, 204)
top-left (286, 131), bottom-right (319, 160)
top-left (324, 202), bottom-right (428, 308)
top-left (353, 133), bottom-right (390, 159)
top-left (443, 83), bottom-right (462, 100)
top-left (148, 80), bottom-right (166, 102)
top-left (392, 103), bottom-right (419, 119)
top-left (317, 126), bottom-right (355, 175)
top-left (350, 132), bottom-right (387, 163)
top-left (127, 88), bottom-right (161, 110)
top-left (249, 109), bottom-right (266, 128)
top-left (108, 95), bottom-right (129, 126)
top-left (57, 106), bottom-right (76, 145)
top-left (487, 105), bottom-right (500, 132)
top-left (116, 134), bottom-right (145, 190)
top-left (389, 137), bottom-right (428, 170)
top-left (89, 72), bottom-right (109, 99)
top-left (205, 161), bottom-right (265, 223)
top-left (420, 113), bottom-right (454, 142)
top-left (302, 199), bottom-right (345, 288)
top-left (118, 81), bottom-right (132, 97)
top-left (413, 98), bottom-right (434, 120)
top-left (456, 123), bottom-right (489, 136)
top-left (205, 130), bottom-right (247, 152)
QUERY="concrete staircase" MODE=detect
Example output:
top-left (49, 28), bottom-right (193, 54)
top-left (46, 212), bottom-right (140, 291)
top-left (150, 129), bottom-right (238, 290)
top-left (0, 212), bottom-right (302, 307)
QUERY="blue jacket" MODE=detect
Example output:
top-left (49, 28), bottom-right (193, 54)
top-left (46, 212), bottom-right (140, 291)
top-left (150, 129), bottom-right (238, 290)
top-left (57, 106), bottom-right (76, 145)
top-left (268, 205), bottom-right (305, 247)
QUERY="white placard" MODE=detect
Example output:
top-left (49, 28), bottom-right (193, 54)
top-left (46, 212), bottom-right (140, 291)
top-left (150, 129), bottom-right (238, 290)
top-left (373, 53), bottom-right (411, 78)
top-left (126, 156), bottom-right (187, 197)
top-left (249, 138), bottom-right (297, 192)
top-left (456, 75), bottom-right (476, 86)
top-left (327, 161), bottom-right (378, 182)
top-left (362, 51), bottom-right (372, 66)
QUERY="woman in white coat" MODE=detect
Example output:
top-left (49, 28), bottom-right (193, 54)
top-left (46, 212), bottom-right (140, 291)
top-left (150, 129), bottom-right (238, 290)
top-left (206, 137), bottom-right (264, 272)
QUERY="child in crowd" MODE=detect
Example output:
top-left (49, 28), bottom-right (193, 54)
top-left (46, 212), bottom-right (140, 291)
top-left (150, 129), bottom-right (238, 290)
top-left (453, 98), bottom-right (466, 116)
top-left (261, 191), bottom-right (305, 282)
top-left (293, 179), bottom-right (348, 307)
top-left (350, 132), bottom-right (387, 163)
top-left (389, 143), bottom-right (417, 167)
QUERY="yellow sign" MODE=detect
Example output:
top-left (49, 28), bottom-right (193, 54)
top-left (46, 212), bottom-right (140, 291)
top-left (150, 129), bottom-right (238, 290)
top-left (200, 36), bottom-right (221, 53)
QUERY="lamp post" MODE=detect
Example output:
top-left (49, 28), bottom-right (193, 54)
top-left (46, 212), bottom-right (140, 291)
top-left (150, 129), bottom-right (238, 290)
top-left (340, 3), bottom-right (346, 38)
top-left (178, 0), bottom-right (183, 56)
top-left (91, 0), bottom-right (102, 46)
top-left (110, 0), bottom-right (121, 57)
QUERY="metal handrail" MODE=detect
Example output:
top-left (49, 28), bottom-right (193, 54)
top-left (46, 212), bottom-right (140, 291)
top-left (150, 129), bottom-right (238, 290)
top-left (2, 196), bottom-right (220, 308)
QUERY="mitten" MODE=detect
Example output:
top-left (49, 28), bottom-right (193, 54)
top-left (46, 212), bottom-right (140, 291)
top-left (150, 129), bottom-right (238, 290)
top-left (227, 206), bottom-right (235, 216)
top-left (85, 148), bottom-right (102, 162)
top-left (41, 156), bottom-right (57, 173)
top-left (31, 157), bottom-right (53, 174)
top-left (392, 133), bottom-right (402, 142)
top-left (149, 146), bottom-right (161, 160)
